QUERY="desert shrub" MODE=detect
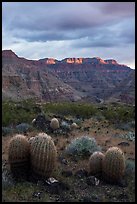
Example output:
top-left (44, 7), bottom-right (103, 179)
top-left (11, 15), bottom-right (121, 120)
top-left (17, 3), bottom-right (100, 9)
top-left (15, 123), bottom-right (32, 133)
top-left (65, 136), bottom-right (101, 158)
top-left (125, 159), bottom-right (135, 175)
top-left (2, 127), bottom-right (14, 136)
top-left (112, 132), bottom-right (135, 143)
top-left (43, 102), bottom-right (97, 119)
top-left (72, 118), bottom-right (82, 126)
top-left (114, 121), bottom-right (135, 130)
top-left (102, 104), bottom-right (134, 124)
top-left (119, 132), bottom-right (135, 142)
top-left (2, 168), bottom-right (14, 190)
top-left (92, 114), bottom-right (106, 122)
top-left (2, 100), bottom-right (37, 126)
top-left (60, 121), bottom-right (71, 131)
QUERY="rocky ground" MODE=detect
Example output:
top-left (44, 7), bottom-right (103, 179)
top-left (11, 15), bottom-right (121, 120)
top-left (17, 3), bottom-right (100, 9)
top-left (2, 117), bottom-right (135, 202)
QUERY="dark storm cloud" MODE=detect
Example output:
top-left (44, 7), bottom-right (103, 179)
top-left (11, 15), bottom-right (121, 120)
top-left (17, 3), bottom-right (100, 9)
top-left (2, 2), bottom-right (135, 43)
top-left (2, 2), bottom-right (135, 68)
top-left (100, 2), bottom-right (135, 16)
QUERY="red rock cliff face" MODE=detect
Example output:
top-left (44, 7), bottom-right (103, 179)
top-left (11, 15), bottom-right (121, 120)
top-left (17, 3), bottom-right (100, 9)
top-left (104, 59), bottom-right (118, 64)
top-left (2, 50), bottom-right (134, 104)
top-left (45, 58), bottom-right (56, 64)
top-left (63, 58), bottom-right (83, 64)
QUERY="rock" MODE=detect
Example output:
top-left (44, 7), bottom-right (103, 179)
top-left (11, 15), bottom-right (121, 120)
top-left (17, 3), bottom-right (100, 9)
top-left (61, 170), bottom-right (73, 177)
top-left (32, 113), bottom-right (49, 130)
top-left (86, 176), bottom-right (100, 186)
top-left (118, 141), bottom-right (130, 146)
top-left (75, 169), bottom-right (88, 178)
top-left (45, 178), bottom-right (70, 194)
top-left (117, 192), bottom-right (129, 200)
top-left (61, 158), bottom-right (68, 165)
top-left (32, 191), bottom-right (42, 199)
top-left (118, 179), bottom-right (128, 187)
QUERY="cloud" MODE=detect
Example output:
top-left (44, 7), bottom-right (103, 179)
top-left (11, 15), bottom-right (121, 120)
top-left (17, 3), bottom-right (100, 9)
top-left (2, 2), bottom-right (135, 68)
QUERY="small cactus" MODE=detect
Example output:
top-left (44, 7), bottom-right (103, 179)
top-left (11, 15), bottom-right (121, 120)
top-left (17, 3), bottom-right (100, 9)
top-left (89, 151), bottom-right (105, 175)
top-left (71, 122), bottom-right (78, 129)
top-left (8, 134), bottom-right (30, 178)
top-left (30, 132), bottom-right (57, 178)
top-left (102, 146), bottom-right (125, 183)
top-left (50, 118), bottom-right (59, 130)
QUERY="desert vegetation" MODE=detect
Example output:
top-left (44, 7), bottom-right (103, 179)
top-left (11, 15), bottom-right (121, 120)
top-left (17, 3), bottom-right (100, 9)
top-left (2, 99), bottom-right (135, 202)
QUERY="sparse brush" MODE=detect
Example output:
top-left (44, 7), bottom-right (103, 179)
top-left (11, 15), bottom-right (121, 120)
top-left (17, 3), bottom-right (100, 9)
top-left (125, 159), bottom-right (135, 176)
top-left (65, 135), bottom-right (101, 158)
top-left (61, 121), bottom-right (71, 131)
top-left (2, 127), bottom-right (14, 136)
top-left (16, 123), bottom-right (32, 133)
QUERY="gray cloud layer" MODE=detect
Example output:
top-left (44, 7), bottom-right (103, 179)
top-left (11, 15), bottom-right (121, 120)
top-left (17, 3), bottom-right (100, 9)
top-left (2, 2), bottom-right (135, 68)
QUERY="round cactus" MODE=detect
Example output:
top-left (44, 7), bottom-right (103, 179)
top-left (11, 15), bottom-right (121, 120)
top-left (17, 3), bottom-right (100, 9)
top-left (50, 118), bottom-right (59, 130)
top-left (89, 151), bottom-right (105, 175)
top-left (71, 122), bottom-right (78, 129)
top-left (102, 146), bottom-right (125, 183)
top-left (8, 134), bottom-right (30, 177)
top-left (30, 132), bottom-right (57, 178)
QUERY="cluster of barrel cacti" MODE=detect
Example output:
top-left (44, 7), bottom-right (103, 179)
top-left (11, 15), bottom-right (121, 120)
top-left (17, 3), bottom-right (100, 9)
top-left (8, 130), bottom-right (126, 184)
top-left (88, 146), bottom-right (126, 183)
top-left (8, 132), bottom-right (57, 179)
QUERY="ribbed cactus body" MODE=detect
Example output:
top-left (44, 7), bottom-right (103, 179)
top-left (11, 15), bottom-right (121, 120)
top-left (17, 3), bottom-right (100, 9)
top-left (30, 133), bottom-right (57, 178)
top-left (89, 151), bottom-right (105, 175)
top-left (50, 118), bottom-right (59, 130)
top-left (102, 147), bottom-right (125, 183)
top-left (8, 134), bottom-right (30, 177)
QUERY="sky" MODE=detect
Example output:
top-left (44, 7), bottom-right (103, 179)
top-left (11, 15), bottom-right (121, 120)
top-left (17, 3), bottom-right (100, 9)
top-left (2, 2), bottom-right (135, 69)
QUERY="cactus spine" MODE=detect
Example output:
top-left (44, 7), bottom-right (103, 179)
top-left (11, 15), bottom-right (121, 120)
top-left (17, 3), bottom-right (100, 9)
top-left (8, 134), bottom-right (30, 177)
top-left (89, 151), bottom-right (105, 175)
top-left (102, 146), bottom-right (125, 183)
top-left (30, 133), bottom-right (57, 178)
top-left (50, 118), bottom-right (59, 130)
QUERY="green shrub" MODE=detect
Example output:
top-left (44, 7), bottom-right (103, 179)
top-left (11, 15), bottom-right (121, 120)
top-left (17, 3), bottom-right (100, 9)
top-left (15, 123), bottom-right (32, 133)
top-left (65, 135), bottom-right (101, 158)
top-left (2, 127), bottom-right (15, 136)
top-left (102, 104), bottom-right (134, 124)
top-left (125, 159), bottom-right (135, 175)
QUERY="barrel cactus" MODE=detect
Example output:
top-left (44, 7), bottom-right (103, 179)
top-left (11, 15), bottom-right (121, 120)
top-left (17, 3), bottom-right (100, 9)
top-left (50, 118), bottom-right (59, 130)
top-left (30, 132), bottom-right (57, 178)
top-left (71, 122), bottom-right (78, 130)
top-left (8, 134), bottom-right (30, 178)
top-left (89, 151), bottom-right (105, 175)
top-left (102, 146), bottom-right (125, 183)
